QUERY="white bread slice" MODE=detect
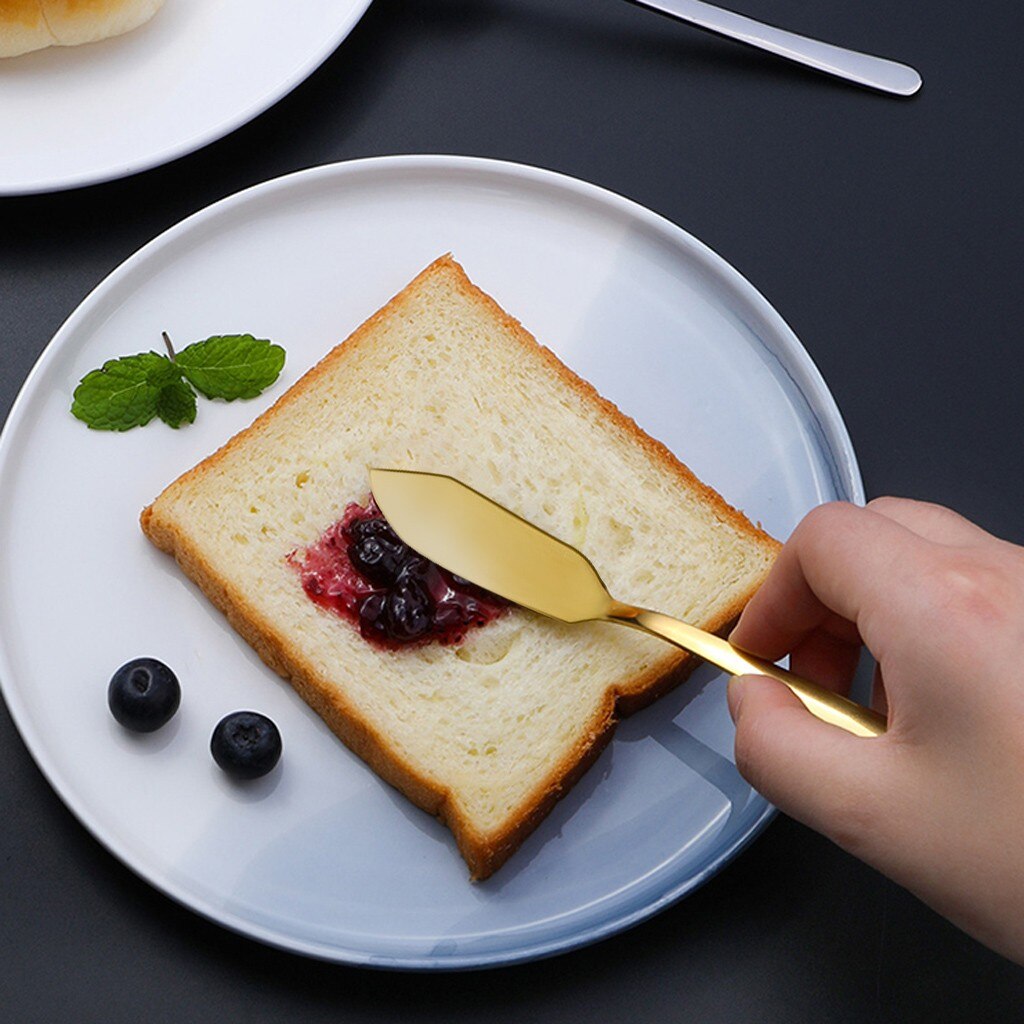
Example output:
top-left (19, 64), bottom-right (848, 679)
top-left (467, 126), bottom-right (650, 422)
top-left (141, 255), bottom-right (780, 878)
top-left (0, 0), bottom-right (162, 57)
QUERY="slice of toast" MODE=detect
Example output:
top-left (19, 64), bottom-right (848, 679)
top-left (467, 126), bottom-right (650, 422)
top-left (141, 255), bottom-right (779, 879)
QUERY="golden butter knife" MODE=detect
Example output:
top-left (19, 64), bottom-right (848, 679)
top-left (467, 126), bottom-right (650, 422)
top-left (370, 468), bottom-right (886, 738)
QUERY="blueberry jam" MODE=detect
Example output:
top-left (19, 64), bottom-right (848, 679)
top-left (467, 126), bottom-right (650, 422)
top-left (291, 499), bottom-right (508, 649)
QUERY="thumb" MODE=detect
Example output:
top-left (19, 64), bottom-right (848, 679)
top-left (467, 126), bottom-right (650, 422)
top-left (728, 674), bottom-right (886, 847)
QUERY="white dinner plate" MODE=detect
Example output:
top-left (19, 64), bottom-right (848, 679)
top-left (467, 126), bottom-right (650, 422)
top-left (0, 156), bottom-right (862, 969)
top-left (0, 0), bottom-right (372, 194)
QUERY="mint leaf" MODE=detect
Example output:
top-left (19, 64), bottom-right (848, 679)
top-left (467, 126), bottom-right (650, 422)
top-left (71, 352), bottom-right (177, 431)
top-left (156, 378), bottom-right (197, 428)
top-left (176, 335), bottom-right (285, 401)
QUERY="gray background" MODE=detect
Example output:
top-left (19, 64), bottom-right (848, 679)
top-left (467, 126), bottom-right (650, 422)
top-left (2, 0), bottom-right (1023, 1019)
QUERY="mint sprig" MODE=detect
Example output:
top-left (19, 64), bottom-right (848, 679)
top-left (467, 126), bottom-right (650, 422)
top-left (71, 333), bottom-right (285, 432)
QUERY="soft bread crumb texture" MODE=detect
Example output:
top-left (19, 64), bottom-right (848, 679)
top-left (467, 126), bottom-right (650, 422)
top-left (141, 255), bottom-right (780, 878)
top-left (0, 0), bottom-right (163, 57)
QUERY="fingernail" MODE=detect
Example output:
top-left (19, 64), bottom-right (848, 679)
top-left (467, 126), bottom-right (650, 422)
top-left (726, 676), bottom-right (745, 722)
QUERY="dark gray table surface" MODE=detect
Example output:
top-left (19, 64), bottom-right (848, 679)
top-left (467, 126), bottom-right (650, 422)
top-left (3, 0), bottom-right (1023, 1020)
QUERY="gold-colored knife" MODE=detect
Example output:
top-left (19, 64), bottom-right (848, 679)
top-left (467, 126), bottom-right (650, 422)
top-left (370, 468), bottom-right (886, 738)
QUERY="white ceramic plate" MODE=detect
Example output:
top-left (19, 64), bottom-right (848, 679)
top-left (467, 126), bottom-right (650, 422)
top-left (0, 0), bottom-right (372, 194)
top-left (0, 156), bottom-right (862, 969)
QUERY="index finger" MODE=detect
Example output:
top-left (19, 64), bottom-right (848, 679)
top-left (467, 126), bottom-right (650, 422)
top-left (731, 502), bottom-right (932, 663)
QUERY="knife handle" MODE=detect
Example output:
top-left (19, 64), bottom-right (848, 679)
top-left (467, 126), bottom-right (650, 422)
top-left (609, 606), bottom-right (886, 738)
top-left (622, 0), bottom-right (922, 97)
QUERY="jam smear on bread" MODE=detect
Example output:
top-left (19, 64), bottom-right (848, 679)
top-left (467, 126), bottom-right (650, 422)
top-left (291, 499), bottom-right (508, 649)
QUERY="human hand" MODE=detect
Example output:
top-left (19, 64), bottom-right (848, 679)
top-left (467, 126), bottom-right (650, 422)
top-left (728, 497), bottom-right (1024, 963)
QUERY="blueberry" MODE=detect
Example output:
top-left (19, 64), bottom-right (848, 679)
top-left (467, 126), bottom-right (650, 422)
top-left (347, 517), bottom-right (399, 544)
top-left (347, 533), bottom-right (408, 586)
top-left (107, 658), bottom-right (181, 732)
top-left (386, 578), bottom-right (433, 641)
top-left (356, 579), bottom-right (433, 644)
top-left (434, 599), bottom-right (471, 631)
top-left (210, 711), bottom-right (282, 780)
top-left (357, 592), bottom-right (390, 642)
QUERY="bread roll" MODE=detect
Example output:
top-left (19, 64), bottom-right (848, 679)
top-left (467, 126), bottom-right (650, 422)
top-left (0, 1), bottom-right (53, 57)
top-left (43, 0), bottom-right (163, 47)
top-left (0, 0), bottom-right (163, 57)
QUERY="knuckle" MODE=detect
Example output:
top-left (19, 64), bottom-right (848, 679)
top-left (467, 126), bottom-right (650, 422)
top-left (797, 501), bottom-right (857, 543)
top-left (924, 557), bottom-right (1013, 631)
top-left (870, 495), bottom-right (961, 530)
top-left (866, 495), bottom-right (908, 515)
top-left (867, 494), bottom-right (945, 517)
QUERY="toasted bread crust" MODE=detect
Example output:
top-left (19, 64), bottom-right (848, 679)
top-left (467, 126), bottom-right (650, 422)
top-left (141, 255), bottom-right (779, 879)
